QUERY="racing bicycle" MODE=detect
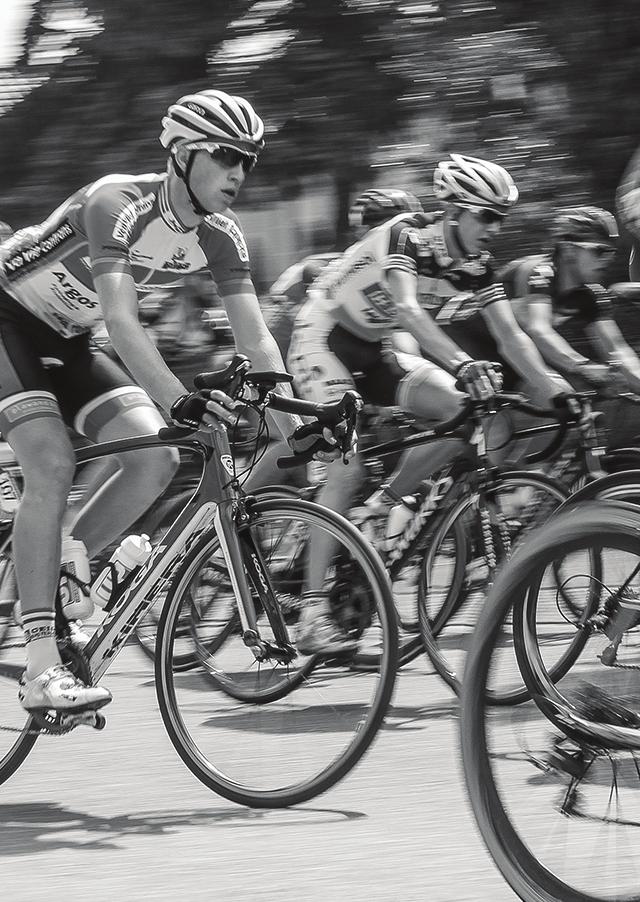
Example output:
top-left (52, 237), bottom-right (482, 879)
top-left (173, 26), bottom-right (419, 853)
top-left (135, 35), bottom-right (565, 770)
top-left (0, 356), bottom-right (398, 808)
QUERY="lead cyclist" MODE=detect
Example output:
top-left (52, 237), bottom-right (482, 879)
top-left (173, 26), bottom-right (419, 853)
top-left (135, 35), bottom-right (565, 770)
top-left (0, 88), bottom-right (352, 715)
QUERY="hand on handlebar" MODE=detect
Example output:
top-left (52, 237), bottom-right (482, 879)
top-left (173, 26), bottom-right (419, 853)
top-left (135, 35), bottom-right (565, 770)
top-left (170, 388), bottom-right (241, 429)
top-left (455, 360), bottom-right (503, 402)
top-left (288, 419), bottom-right (358, 464)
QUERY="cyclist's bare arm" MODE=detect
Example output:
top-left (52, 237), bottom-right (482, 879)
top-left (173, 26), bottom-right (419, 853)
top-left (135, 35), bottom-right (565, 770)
top-left (95, 269), bottom-right (188, 411)
top-left (221, 287), bottom-right (305, 438)
top-left (386, 268), bottom-right (470, 371)
top-left (588, 318), bottom-right (640, 394)
top-left (514, 293), bottom-right (595, 376)
top-left (482, 297), bottom-right (571, 396)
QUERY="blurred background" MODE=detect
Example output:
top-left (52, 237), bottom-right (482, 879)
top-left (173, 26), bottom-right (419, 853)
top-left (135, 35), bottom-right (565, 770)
top-left (0, 0), bottom-right (639, 345)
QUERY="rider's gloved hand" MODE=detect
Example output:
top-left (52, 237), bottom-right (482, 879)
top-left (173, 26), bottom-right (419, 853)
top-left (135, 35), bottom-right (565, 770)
top-left (455, 359), bottom-right (503, 401)
top-left (551, 393), bottom-right (581, 418)
top-left (170, 389), bottom-right (239, 429)
top-left (288, 420), bottom-right (357, 463)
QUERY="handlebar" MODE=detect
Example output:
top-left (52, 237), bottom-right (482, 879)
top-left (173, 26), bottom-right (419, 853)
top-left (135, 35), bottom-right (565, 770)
top-left (363, 391), bottom-right (576, 459)
top-left (158, 354), bottom-right (362, 464)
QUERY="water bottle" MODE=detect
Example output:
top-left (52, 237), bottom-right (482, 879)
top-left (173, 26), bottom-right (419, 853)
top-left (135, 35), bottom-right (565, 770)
top-left (0, 469), bottom-right (20, 518)
top-left (91, 534), bottom-right (152, 609)
top-left (384, 496), bottom-right (419, 552)
top-left (59, 534), bottom-right (94, 620)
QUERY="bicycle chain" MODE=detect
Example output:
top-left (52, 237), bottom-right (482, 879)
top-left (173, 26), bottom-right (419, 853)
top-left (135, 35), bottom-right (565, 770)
top-left (479, 506), bottom-right (497, 572)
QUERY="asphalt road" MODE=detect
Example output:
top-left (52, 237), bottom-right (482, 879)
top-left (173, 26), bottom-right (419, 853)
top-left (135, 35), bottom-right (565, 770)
top-left (0, 640), bottom-right (515, 902)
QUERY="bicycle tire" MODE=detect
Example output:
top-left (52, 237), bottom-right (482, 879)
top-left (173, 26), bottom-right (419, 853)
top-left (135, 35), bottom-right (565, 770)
top-left (461, 500), bottom-right (640, 902)
top-left (155, 496), bottom-right (398, 808)
top-left (419, 471), bottom-right (570, 702)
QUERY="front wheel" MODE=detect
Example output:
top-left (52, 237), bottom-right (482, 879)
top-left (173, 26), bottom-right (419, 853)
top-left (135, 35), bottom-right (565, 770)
top-left (155, 497), bottom-right (398, 808)
top-left (419, 472), bottom-right (570, 702)
top-left (462, 501), bottom-right (640, 902)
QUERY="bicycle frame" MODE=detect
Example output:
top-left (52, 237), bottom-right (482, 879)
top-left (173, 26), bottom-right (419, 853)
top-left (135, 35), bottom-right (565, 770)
top-left (72, 420), bottom-right (282, 682)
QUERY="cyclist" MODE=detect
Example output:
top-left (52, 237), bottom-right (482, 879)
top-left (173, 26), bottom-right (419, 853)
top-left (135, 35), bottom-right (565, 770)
top-left (616, 144), bottom-right (640, 279)
top-left (248, 188), bottom-right (423, 489)
top-left (503, 205), bottom-right (640, 446)
top-left (288, 153), bottom-right (566, 653)
top-left (0, 88), bottom-right (350, 714)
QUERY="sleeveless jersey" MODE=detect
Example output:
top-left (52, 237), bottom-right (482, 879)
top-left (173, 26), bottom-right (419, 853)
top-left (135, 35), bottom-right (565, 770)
top-left (0, 172), bottom-right (252, 338)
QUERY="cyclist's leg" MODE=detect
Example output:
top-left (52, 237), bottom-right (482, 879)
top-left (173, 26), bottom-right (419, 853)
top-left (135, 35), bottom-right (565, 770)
top-left (288, 337), bottom-right (366, 570)
top-left (630, 241), bottom-right (640, 280)
top-left (58, 347), bottom-right (179, 557)
top-left (242, 438), bottom-right (307, 491)
top-left (0, 298), bottom-right (110, 708)
top-left (288, 323), bottom-right (366, 651)
top-left (373, 351), bottom-right (468, 499)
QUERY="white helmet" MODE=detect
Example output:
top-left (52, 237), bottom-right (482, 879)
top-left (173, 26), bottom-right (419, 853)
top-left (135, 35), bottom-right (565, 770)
top-left (160, 89), bottom-right (265, 156)
top-left (433, 153), bottom-right (518, 214)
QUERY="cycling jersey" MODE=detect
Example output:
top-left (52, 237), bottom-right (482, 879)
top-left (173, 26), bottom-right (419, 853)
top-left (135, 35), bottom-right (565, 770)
top-left (501, 254), bottom-right (614, 348)
top-left (306, 211), bottom-right (506, 343)
top-left (268, 253), bottom-right (340, 306)
top-left (0, 171), bottom-right (252, 338)
top-left (265, 252), bottom-right (340, 358)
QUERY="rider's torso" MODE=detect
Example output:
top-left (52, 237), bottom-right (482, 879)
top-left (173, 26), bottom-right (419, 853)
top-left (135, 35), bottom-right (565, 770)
top-left (0, 172), bottom-right (250, 337)
top-left (503, 254), bottom-right (613, 332)
top-left (299, 211), bottom-right (499, 342)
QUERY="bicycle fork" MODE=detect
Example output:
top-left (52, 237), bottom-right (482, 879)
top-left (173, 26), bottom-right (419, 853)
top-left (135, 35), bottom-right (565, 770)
top-left (214, 503), bottom-right (295, 664)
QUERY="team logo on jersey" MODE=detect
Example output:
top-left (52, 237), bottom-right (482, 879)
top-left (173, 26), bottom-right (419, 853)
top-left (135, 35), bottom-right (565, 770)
top-left (112, 194), bottom-right (154, 246)
top-left (528, 263), bottom-right (554, 290)
top-left (206, 213), bottom-right (249, 262)
top-left (2, 222), bottom-right (75, 279)
top-left (323, 254), bottom-right (375, 297)
top-left (162, 247), bottom-right (190, 271)
top-left (361, 282), bottom-right (395, 321)
top-left (431, 292), bottom-right (475, 323)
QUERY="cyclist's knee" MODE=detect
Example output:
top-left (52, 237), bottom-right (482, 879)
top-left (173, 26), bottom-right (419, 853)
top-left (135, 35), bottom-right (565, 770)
top-left (23, 443), bottom-right (75, 504)
top-left (116, 446), bottom-right (179, 492)
top-left (398, 365), bottom-right (464, 421)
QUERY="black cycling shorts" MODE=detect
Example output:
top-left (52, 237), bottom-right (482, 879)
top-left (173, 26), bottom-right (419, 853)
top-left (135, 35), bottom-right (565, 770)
top-left (0, 287), bottom-right (146, 436)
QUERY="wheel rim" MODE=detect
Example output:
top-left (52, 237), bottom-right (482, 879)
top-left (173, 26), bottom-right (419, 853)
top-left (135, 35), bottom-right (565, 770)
top-left (157, 499), bottom-right (397, 803)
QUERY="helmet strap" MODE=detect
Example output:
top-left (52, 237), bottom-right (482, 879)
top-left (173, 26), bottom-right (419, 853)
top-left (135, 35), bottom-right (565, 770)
top-left (445, 208), bottom-right (471, 258)
top-left (172, 150), bottom-right (212, 218)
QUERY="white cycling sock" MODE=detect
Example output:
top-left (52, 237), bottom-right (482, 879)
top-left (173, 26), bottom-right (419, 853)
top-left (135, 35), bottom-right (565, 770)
top-left (21, 608), bottom-right (60, 679)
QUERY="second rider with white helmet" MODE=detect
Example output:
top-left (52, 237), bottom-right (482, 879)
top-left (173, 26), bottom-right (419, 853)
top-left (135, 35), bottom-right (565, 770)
top-left (288, 153), bottom-right (569, 654)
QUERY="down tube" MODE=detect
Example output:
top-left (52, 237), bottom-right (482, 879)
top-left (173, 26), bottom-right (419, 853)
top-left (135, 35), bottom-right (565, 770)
top-left (86, 501), bottom-right (218, 681)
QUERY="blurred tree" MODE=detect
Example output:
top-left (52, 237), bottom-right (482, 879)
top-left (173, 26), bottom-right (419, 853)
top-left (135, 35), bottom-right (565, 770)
top-left (211, 0), bottom-right (439, 245)
top-left (0, 0), bottom-right (252, 224)
top-left (500, 1), bottom-right (640, 209)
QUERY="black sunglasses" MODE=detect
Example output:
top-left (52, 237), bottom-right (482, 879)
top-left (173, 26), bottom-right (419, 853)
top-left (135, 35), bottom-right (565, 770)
top-left (474, 209), bottom-right (506, 225)
top-left (207, 145), bottom-right (257, 173)
top-left (572, 241), bottom-right (616, 259)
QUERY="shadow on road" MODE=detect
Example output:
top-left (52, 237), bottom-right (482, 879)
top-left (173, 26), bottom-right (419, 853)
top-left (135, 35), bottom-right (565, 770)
top-left (0, 802), bottom-right (367, 856)
top-left (384, 700), bottom-right (459, 730)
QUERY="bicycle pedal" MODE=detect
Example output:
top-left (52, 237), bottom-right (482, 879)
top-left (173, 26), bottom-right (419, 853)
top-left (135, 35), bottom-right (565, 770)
top-left (59, 709), bottom-right (107, 731)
